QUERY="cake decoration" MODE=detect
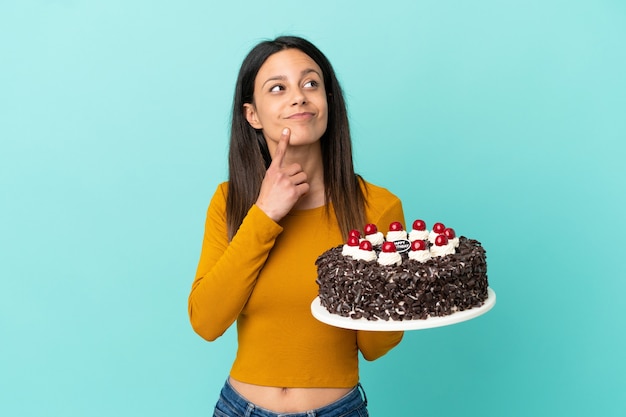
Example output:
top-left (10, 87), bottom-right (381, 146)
top-left (408, 239), bottom-right (432, 263)
top-left (385, 221), bottom-right (411, 253)
top-left (428, 222), bottom-right (446, 243)
top-left (444, 227), bottom-right (460, 248)
top-left (348, 229), bottom-right (362, 240)
top-left (377, 241), bottom-right (402, 266)
top-left (431, 234), bottom-right (456, 257)
top-left (408, 219), bottom-right (429, 241)
top-left (386, 221), bottom-right (408, 242)
top-left (353, 240), bottom-right (377, 262)
top-left (341, 235), bottom-right (360, 258)
top-left (364, 223), bottom-right (384, 246)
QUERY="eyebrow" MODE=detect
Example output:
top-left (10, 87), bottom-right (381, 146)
top-left (261, 68), bottom-right (322, 88)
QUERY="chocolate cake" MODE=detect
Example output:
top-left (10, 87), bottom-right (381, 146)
top-left (315, 221), bottom-right (489, 321)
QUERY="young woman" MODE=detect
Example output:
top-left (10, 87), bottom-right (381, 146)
top-left (189, 36), bottom-right (405, 417)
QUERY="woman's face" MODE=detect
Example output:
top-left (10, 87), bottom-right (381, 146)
top-left (244, 48), bottom-right (328, 153)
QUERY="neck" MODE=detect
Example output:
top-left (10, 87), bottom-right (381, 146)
top-left (293, 176), bottom-right (325, 210)
top-left (285, 143), bottom-right (325, 210)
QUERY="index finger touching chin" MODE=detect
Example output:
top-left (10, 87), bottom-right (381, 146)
top-left (271, 128), bottom-right (291, 166)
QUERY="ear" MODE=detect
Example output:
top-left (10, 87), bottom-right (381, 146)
top-left (243, 103), bottom-right (263, 130)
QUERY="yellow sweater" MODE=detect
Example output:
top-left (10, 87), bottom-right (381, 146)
top-left (188, 180), bottom-right (405, 388)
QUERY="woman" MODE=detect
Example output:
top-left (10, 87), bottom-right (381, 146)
top-left (189, 36), bottom-right (405, 416)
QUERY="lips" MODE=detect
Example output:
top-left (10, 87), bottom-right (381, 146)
top-left (286, 112), bottom-right (315, 119)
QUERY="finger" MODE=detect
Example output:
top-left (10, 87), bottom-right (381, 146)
top-left (282, 162), bottom-right (303, 177)
top-left (289, 170), bottom-right (308, 186)
top-left (271, 128), bottom-right (290, 168)
top-left (294, 181), bottom-right (310, 197)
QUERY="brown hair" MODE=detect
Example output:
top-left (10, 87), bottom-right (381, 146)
top-left (226, 36), bottom-right (366, 241)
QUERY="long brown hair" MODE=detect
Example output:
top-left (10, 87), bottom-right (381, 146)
top-left (226, 36), bottom-right (366, 241)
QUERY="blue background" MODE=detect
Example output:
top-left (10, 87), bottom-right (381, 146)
top-left (1, 1), bottom-right (625, 416)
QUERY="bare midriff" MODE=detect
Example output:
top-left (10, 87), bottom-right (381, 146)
top-left (229, 377), bottom-right (353, 413)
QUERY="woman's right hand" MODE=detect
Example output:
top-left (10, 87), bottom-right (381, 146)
top-left (255, 128), bottom-right (310, 222)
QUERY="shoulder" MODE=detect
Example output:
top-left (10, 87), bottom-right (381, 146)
top-left (358, 177), bottom-right (400, 203)
top-left (207, 181), bottom-right (229, 210)
top-left (216, 181), bottom-right (229, 195)
top-left (358, 177), bottom-right (404, 224)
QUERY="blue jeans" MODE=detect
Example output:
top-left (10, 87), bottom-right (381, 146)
top-left (213, 379), bottom-right (369, 417)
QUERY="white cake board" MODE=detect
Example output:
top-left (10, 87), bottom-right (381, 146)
top-left (311, 287), bottom-right (496, 331)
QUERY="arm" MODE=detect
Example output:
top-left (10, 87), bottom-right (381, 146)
top-left (188, 184), bottom-right (283, 341)
top-left (358, 330), bottom-right (404, 361)
top-left (188, 130), bottom-right (307, 341)
top-left (356, 191), bottom-right (406, 360)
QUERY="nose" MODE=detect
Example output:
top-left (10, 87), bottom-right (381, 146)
top-left (291, 88), bottom-right (307, 105)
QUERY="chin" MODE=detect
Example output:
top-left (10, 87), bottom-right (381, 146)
top-left (289, 130), bottom-right (325, 145)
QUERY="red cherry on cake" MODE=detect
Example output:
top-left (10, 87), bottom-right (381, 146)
top-left (389, 221), bottom-right (404, 232)
top-left (349, 229), bottom-right (361, 239)
top-left (433, 222), bottom-right (446, 234)
top-left (347, 236), bottom-right (360, 247)
top-left (364, 223), bottom-right (378, 235)
top-left (411, 240), bottom-right (427, 251)
top-left (444, 227), bottom-right (456, 239)
top-left (382, 241), bottom-right (397, 253)
top-left (435, 234), bottom-right (449, 246)
top-left (359, 240), bottom-right (373, 251)
top-left (412, 219), bottom-right (426, 231)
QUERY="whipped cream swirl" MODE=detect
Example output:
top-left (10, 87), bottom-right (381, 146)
top-left (386, 230), bottom-right (407, 241)
top-left (430, 243), bottom-right (456, 257)
top-left (408, 249), bottom-right (432, 263)
top-left (409, 229), bottom-right (429, 241)
top-left (341, 244), bottom-right (360, 258)
top-left (353, 249), bottom-right (377, 262)
top-left (365, 232), bottom-right (384, 246)
top-left (428, 231), bottom-right (440, 244)
top-left (378, 251), bottom-right (402, 266)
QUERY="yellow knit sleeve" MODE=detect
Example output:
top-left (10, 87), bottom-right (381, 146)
top-left (188, 183), bottom-right (283, 341)
top-left (357, 330), bottom-right (404, 361)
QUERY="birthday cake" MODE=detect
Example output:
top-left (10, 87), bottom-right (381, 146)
top-left (315, 220), bottom-right (489, 321)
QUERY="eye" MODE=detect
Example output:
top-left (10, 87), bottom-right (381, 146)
top-left (304, 80), bottom-right (319, 88)
top-left (269, 84), bottom-right (285, 93)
